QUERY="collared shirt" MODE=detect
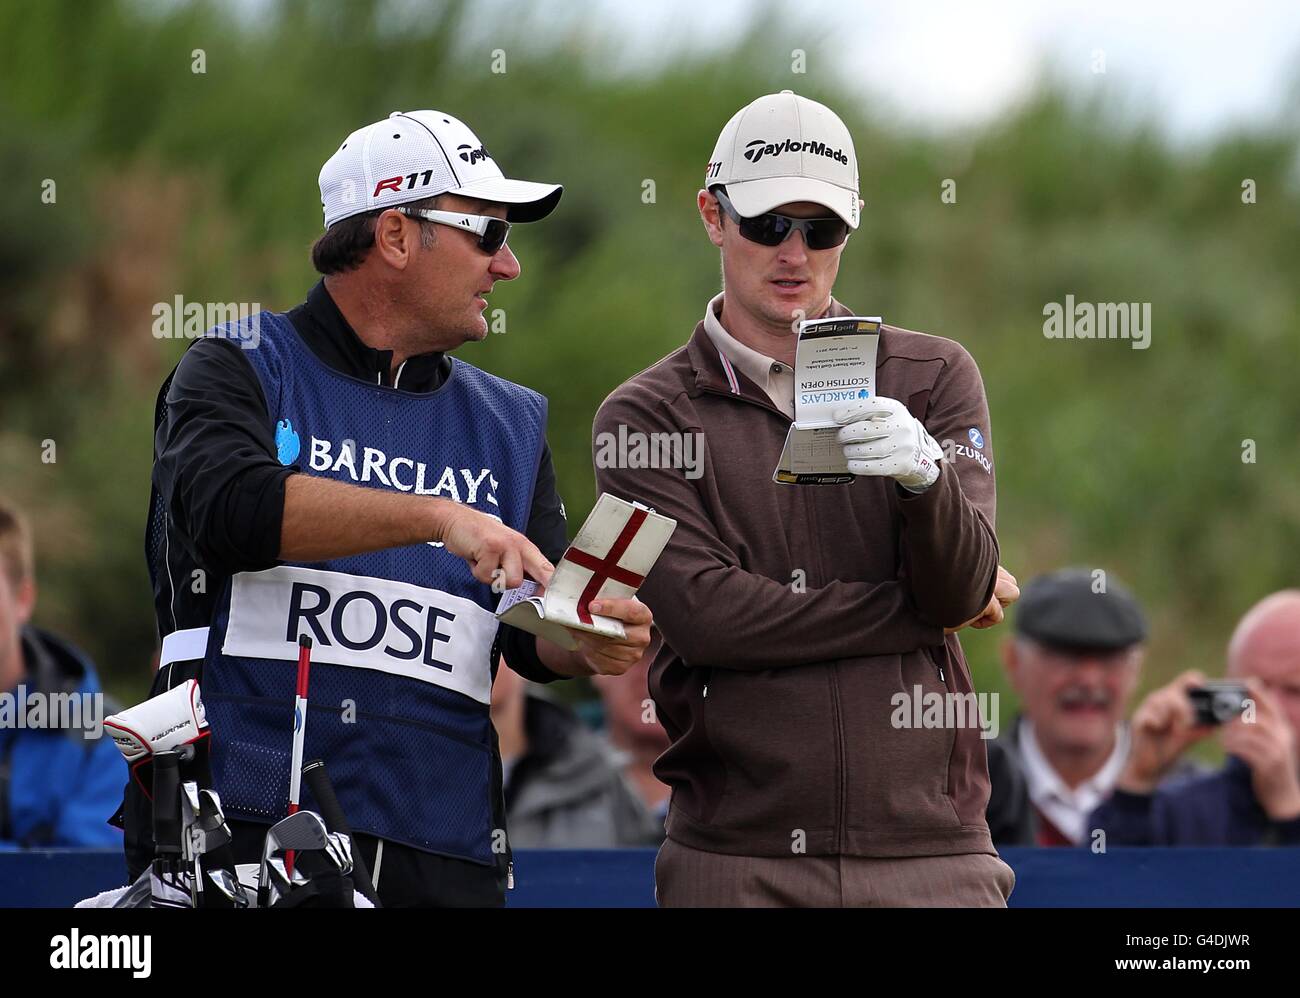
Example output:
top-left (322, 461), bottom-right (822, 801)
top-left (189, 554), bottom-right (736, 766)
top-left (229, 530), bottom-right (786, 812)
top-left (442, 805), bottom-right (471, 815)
top-left (701, 292), bottom-right (797, 419)
top-left (593, 300), bottom-right (1001, 858)
top-left (1019, 719), bottom-right (1130, 845)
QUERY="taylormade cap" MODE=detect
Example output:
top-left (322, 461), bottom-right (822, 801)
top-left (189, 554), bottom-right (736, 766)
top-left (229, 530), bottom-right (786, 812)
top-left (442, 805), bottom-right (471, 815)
top-left (319, 110), bottom-right (562, 228)
top-left (706, 91), bottom-right (859, 229)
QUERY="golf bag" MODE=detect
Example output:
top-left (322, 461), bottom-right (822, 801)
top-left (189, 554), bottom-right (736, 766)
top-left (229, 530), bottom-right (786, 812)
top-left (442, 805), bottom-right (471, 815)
top-left (98, 681), bottom-right (372, 908)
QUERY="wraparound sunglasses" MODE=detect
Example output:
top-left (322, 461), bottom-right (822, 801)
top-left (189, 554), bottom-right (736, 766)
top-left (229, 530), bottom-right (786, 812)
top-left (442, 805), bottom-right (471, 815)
top-left (400, 207), bottom-right (511, 254)
top-left (712, 187), bottom-right (850, 250)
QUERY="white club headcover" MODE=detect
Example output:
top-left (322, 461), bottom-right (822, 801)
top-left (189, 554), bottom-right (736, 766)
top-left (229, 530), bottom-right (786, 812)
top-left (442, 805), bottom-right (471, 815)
top-left (104, 679), bottom-right (208, 763)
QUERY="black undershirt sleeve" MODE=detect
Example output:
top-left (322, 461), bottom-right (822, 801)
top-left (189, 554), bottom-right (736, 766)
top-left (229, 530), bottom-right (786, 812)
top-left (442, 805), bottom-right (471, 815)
top-left (498, 440), bottom-right (571, 683)
top-left (154, 337), bottom-right (293, 577)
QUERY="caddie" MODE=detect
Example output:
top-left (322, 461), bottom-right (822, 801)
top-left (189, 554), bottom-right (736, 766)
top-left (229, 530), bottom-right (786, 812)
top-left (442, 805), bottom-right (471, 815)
top-left (119, 109), bottom-right (652, 907)
top-left (595, 91), bottom-right (1018, 906)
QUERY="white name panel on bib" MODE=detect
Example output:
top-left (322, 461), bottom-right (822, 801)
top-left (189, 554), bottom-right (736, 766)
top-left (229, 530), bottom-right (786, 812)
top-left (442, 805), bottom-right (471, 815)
top-left (223, 566), bottom-right (498, 705)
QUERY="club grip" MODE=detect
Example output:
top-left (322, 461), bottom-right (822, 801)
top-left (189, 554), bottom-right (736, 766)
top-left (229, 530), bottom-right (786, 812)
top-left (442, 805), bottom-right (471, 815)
top-left (302, 759), bottom-right (381, 907)
top-left (152, 750), bottom-right (183, 858)
top-left (302, 759), bottom-right (347, 831)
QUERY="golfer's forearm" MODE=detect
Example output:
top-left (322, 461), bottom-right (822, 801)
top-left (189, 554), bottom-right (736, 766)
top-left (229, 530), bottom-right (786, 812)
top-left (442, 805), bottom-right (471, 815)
top-left (278, 473), bottom-right (450, 561)
top-left (898, 470), bottom-right (999, 628)
top-left (649, 569), bottom-right (942, 670)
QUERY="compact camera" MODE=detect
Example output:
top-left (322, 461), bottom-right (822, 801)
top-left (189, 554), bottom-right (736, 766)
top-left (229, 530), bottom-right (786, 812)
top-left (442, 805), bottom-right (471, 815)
top-left (1187, 681), bottom-right (1251, 726)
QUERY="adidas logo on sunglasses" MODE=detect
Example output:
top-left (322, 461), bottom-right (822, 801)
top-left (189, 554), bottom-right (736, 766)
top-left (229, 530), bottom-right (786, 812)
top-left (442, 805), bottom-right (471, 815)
top-left (743, 138), bottom-right (849, 165)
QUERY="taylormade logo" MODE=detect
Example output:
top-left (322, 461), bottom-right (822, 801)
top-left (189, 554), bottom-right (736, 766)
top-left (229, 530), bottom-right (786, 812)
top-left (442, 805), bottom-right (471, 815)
top-left (744, 138), bottom-right (848, 165)
top-left (50, 930), bottom-right (151, 978)
top-left (457, 143), bottom-right (489, 164)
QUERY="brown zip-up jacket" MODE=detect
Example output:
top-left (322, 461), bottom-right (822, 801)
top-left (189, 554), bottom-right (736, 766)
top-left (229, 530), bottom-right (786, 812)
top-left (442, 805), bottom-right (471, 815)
top-left (593, 299), bottom-right (1000, 858)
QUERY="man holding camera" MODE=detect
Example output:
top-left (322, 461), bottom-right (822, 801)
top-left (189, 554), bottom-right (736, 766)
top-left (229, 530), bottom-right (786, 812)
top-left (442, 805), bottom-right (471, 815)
top-left (1089, 590), bottom-right (1300, 845)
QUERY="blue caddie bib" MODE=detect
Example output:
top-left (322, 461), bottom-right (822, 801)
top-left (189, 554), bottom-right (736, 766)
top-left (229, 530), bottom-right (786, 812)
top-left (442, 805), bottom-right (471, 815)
top-left (197, 311), bottom-right (545, 865)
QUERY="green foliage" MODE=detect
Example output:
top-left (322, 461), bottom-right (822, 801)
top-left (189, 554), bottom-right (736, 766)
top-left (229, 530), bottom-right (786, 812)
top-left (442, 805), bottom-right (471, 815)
top-left (1, 0), bottom-right (1297, 727)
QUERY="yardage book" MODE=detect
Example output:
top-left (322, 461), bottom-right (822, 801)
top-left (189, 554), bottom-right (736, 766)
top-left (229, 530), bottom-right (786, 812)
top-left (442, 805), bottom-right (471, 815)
top-left (773, 315), bottom-right (883, 485)
top-left (495, 493), bottom-right (677, 650)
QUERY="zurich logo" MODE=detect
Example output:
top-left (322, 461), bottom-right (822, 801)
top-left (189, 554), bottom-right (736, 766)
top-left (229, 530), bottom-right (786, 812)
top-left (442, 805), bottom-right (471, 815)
top-left (968, 427), bottom-right (984, 449)
top-left (294, 704), bottom-right (303, 733)
top-left (275, 419), bottom-right (301, 465)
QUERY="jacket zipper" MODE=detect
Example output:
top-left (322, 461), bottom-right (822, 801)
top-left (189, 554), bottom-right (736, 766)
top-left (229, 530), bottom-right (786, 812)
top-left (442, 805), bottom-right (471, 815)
top-left (932, 644), bottom-right (947, 686)
top-left (827, 666), bottom-right (846, 852)
top-left (804, 490), bottom-right (847, 852)
top-left (699, 381), bottom-right (849, 849)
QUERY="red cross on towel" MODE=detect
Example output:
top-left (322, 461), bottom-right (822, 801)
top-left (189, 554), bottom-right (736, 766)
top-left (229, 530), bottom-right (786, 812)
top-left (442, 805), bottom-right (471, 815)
top-left (564, 507), bottom-right (649, 624)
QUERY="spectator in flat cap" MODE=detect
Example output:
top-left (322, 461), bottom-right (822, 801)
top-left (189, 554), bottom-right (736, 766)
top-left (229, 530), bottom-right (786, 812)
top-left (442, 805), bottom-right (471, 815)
top-left (985, 568), bottom-right (1200, 846)
top-left (1088, 591), bottom-right (1300, 846)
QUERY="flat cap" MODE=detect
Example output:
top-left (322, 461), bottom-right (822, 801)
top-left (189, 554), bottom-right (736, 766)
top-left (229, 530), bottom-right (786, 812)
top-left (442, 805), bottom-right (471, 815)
top-left (1014, 568), bottom-right (1147, 651)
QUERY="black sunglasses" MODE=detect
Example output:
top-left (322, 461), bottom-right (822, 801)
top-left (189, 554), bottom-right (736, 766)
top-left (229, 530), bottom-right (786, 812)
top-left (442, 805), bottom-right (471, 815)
top-left (712, 187), bottom-right (850, 250)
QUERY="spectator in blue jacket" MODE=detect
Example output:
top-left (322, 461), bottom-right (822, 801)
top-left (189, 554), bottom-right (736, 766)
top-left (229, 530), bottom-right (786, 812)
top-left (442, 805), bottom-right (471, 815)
top-left (1089, 590), bottom-right (1300, 846)
top-left (0, 498), bottom-right (123, 848)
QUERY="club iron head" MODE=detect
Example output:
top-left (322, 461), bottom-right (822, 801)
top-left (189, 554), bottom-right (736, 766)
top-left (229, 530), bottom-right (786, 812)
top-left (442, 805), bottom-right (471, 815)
top-left (195, 788), bottom-right (233, 853)
top-left (265, 810), bottom-right (330, 855)
top-left (205, 867), bottom-right (249, 907)
top-left (323, 831), bottom-right (354, 876)
top-left (259, 810), bottom-right (330, 905)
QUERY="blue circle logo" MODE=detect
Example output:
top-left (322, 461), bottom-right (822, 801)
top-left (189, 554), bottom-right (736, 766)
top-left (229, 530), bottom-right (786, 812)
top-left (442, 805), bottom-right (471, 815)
top-left (968, 427), bottom-right (984, 449)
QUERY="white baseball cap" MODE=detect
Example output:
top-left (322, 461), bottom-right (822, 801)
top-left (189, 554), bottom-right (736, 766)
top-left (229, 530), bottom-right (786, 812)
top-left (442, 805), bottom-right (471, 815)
top-left (706, 91), bottom-right (859, 229)
top-left (319, 110), bottom-right (562, 229)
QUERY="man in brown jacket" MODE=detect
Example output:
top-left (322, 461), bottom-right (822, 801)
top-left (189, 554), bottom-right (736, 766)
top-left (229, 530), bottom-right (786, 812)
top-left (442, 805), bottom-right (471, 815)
top-left (594, 91), bottom-right (1018, 906)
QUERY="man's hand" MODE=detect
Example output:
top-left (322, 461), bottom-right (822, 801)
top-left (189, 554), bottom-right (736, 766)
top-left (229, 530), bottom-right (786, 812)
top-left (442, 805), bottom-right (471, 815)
top-left (1222, 679), bottom-right (1300, 821)
top-left (945, 565), bottom-right (1019, 634)
top-left (438, 503), bottom-right (554, 589)
top-left (834, 397), bottom-right (943, 491)
top-left (532, 595), bottom-right (654, 678)
top-left (1117, 671), bottom-right (1216, 794)
top-left (280, 476), bottom-right (558, 578)
top-left (567, 596), bottom-right (654, 676)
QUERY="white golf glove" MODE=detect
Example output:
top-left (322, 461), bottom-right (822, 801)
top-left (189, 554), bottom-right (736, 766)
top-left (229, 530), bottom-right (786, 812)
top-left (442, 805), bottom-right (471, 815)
top-left (834, 396), bottom-right (943, 491)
